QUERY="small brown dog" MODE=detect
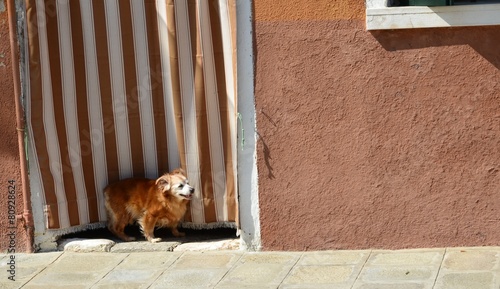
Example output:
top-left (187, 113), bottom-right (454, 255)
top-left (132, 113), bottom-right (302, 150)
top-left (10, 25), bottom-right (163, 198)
top-left (104, 168), bottom-right (194, 243)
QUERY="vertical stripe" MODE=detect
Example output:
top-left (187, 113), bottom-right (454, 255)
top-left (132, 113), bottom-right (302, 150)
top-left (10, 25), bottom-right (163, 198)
top-left (157, 0), bottom-right (181, 171)
top-left (47, 0), bottom-right (81, 227)
top-left (57, 0), bottom-right (90, 225)
top-left (130, 0), bottom-right (158, 179)
top-left (165, 0), bottom-right (190, 220)
top-left (192, 0), bottom-right (217, 223)
top-left (175, 0), bottom-right (204, 224)
top-left (145, 0), bottom-right (169, 175)
top-left (212, 0), bottom-right (237, 222)
top-left (219, 0), bottom-right (238, 222)
top-left (69, 0), bottom-right (100, 223)
top-left (104, 0), bottom-right (133, 179)
top-left (199, 0), bottom-right (228, 222)
top-left (38, 0), bottom-right (74, 228)
top-left (26, 0), bottom-right (60, 229)
top-left (229, 0), bottom-right (238, 96)
top-left (229, 0), bottom-right (239, 224)
top-left (92, 0), bottom-right (120, 184)
top-left (228, 0), bottom-right (239, 223)
top-left (37, 0), bottom-right (68, 228)
top-left (118, 0), bottom-right (145, 177)
top-left (80, 0), bottom-right (108, 220)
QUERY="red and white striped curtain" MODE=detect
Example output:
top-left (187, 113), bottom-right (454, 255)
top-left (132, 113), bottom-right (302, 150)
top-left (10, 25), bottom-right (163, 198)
top-left (25, 0), bottom-right (238, 231)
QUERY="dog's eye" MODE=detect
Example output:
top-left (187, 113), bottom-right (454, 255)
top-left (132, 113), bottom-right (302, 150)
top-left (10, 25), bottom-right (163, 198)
top-left (178, 184), bottom-right (184, 189)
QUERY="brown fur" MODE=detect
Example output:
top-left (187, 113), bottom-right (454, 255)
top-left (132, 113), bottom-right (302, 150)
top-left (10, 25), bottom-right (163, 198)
top-left (104, 168), bottom-right (194, 243)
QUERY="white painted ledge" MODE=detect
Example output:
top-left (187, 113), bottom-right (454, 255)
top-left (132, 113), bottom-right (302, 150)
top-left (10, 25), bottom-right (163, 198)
top-left (367, 4), bottom-right (500, 30)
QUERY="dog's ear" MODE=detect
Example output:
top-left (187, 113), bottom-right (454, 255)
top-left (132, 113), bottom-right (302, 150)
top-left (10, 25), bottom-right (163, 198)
top-left (171, 168), bottom-right (186, 176)
top-left (155, 175), bottom-right (171, 191)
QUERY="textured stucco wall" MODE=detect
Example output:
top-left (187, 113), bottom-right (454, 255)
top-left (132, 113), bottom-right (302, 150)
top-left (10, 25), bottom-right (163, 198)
top-left (0, 1), bottom-right (28, 253)
top-left (254, 0), bottom-right (500, 250)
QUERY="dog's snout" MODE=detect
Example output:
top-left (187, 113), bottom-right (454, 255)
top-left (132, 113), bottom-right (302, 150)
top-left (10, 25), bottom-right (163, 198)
top-left (189, 187), bottom-right (195, 194)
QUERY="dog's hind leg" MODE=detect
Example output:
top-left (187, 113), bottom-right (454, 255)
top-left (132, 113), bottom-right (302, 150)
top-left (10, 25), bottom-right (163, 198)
top-left (170, 222), bottom-right (185, 237)
top-left (108, 211), bottom-right (136, 242)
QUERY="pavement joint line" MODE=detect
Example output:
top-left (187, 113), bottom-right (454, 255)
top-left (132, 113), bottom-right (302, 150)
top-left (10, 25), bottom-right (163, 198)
top-left (350, 249), bottom-right (373, 289)
top-left (214, 249), bottom-right (245, 287)
top-left (144, 250), bottom-right (186, 289)
top-left (212, 250), bottom-right (245, 288)
top-left (277, 251), bottom-right (304, 289)
top-left (89, 252), bottom-right (131, 289)
top-left (431, 247), bottom-right (448, 289)
top-left (19, 251), bottom-right (65, 289)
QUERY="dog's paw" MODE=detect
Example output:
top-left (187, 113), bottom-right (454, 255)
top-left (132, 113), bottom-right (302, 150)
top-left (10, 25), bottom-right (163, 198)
top-left (150, 238), bottom-right (162, 243)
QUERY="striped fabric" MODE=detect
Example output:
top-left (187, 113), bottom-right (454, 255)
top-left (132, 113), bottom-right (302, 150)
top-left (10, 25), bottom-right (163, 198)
top-left (25, 0), bottom-right (238, 231)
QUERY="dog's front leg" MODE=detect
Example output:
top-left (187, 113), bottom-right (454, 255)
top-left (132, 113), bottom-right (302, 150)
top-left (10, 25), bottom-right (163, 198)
top-left (140, 214), bottom-right (162, 243)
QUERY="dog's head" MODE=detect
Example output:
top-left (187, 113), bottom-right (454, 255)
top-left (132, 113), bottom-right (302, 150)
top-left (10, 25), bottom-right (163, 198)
top-left (155, 168), bottom-right (195, 201)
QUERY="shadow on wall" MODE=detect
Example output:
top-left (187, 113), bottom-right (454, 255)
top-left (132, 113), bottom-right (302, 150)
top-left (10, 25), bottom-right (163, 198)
top-left (257, 131), bottom-right (274, 180)
top-left (370, 26), bottom-right (500, 70)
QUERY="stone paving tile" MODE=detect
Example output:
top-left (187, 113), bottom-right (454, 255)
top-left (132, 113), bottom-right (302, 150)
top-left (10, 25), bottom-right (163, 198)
top-left (151, 268), bottom-right (230, 288)
top-left (28, 272), bottom-right (106, 287)
top-left (41, 252), bottom-right (127, 273)
top-left (93, 252), bottom-right (181, 288)
top-left (359, 267), bottom-right (436, 282)
top-left (434, 272), bottom-right (495, 289)
top-left (298, 250), bottom-right (370, 266)
top-left (353, 249), bottom-right (443, 289)
top-left (26, 252), bottom-right (126, 287)
top-left (441, 249), bottom-right (499, 271)
top-left (280, 285), bottom-right (352, 289)
top-left (149, 251), bottom-right (243, 288)
top-left (0, 280), bottom-right (24, 289)
top-left (237, 252), bottom-right (301, 265)
top-left (216, 252), bottom-right (301, 288)
top-left (352, 283), bottom-right (431, 289)
top-left (216, 284), bottom-right (278, 289)
top-left (22, 284), bottom-right (88, 289)
top-left (280, 265), bottom-right (357, 289)
top-left (113, 252), bottom-right (181, 270)
top-left (434, 248), bottom-right (500, 289)
top-left (0, 252), bottom-right (62, 288)
top-left (94, 269), bottom-right (161, 289)
top-left (218, 263), bottom-right (292, 287)
top-left (279, 250), bottom-right (370, 289)
top-left (92, 284), bottom-right (146, 289)
top-left (367, 249), bottom-right (445, 266)
top-left (170, 251), bottom-right (242, 269)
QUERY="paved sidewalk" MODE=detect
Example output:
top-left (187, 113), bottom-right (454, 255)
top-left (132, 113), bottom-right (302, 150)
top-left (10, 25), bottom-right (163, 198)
top-left (1, 247), bottom-right (499, 288)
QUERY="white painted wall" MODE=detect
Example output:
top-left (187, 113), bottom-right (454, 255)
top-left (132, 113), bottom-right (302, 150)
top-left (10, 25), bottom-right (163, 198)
top-left (236, 0), bottom-right (261, 251)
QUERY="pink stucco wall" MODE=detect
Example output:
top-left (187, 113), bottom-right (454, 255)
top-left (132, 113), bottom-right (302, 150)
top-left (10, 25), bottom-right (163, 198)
top-left (0, 4), bottom-right (29, 253)
top-left (254, 1), bottom-right (500, 250)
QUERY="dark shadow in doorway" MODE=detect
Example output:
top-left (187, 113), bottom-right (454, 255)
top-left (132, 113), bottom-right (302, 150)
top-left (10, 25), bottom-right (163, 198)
top-left (58, 226), bottom-right (238, 248)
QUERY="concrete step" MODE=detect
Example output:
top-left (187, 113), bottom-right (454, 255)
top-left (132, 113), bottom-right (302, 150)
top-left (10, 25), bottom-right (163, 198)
top-left (58, 237), bottom-right (240, 253)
